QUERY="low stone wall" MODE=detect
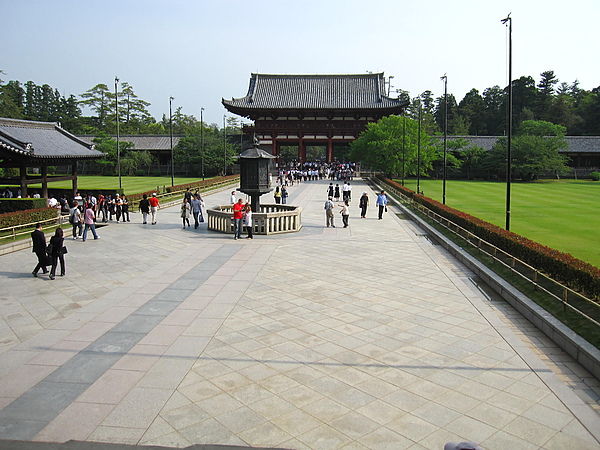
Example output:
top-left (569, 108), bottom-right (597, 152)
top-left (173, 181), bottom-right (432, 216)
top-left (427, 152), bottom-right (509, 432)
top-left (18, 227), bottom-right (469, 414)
top-left (207, 204), bottom-right (302, 235)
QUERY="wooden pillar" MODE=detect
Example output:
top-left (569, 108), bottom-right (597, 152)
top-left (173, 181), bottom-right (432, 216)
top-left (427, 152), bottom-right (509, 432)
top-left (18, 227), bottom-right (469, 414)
top-left (72, 162), bottom-right (78, 197)
top-left (20, 165), bottom-right (28, 197)
top-left (41, 165), bottom-right (48, 198)
top-left (327, 138), bottom-right (334, 163)
top-left (272, 139), bottom-right (279, 167)
top-left (298, 138), bottom-right (306, 164)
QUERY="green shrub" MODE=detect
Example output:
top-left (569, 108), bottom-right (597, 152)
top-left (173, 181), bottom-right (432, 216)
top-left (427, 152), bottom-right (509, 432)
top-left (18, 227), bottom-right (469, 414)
top-left (0, 198), bottom-right (48, 214)
top-left (590, 171), bottom-right (600, 181)
top-left (0, 208), bottom-right (58, 229)
top-left (380, 175), bottom-right (600, 300)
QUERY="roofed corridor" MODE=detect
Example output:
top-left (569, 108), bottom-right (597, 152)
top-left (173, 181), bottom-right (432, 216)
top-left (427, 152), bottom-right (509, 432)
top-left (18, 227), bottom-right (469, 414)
top-left (0, 179), bottom-right (598, 449)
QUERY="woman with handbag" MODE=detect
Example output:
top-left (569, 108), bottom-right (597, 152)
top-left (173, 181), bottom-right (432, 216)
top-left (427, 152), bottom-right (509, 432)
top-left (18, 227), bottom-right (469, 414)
top-left (181, 197), bottom-right (191, 228)
top-left (49, 227), bottom-right (66, 280)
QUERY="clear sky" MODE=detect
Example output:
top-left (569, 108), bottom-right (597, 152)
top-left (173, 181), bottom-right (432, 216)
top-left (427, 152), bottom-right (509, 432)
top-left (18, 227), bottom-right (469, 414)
top-left (1, 0), bottom-right (598, 127)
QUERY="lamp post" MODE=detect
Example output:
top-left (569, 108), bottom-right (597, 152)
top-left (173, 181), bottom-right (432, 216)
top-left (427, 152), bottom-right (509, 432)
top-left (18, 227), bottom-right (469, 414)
top-left (200, 107), bottom-right (205, 181)
top-left (115, 77), bottom-right (121, 190)
top-left (223, 115), bottom-right (227, 176)
top-left (417, 98), bottom-right (422, 195)
top-left (502, 13), bottom-right (513, 230)
top-left (169, 96), bottom-right (174, 187)
top-left (441, 74), bottom-right (448, 204)
top-left (402, 112), bottom-right (406, 186)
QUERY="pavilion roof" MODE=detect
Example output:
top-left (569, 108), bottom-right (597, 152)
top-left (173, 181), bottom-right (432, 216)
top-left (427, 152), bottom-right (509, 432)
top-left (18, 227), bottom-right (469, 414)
top-left (222, 73), bottom-right (407, 113)
top-left (435, 135), bottom-right (600, 153)
top-left (78, 135), bottom-right (182, 151)
top-left (0, 118), bottom-right (103, 160)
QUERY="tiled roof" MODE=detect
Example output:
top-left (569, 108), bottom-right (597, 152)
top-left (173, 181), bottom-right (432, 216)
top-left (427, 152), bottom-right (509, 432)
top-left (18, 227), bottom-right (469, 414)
top-left (223, 73), bottom-right (407, 111)
top-left (0, 118), bottom-right (103, 159)
top-left (77, 135), bottom-right (182, 151)
top-left (436, 135), bottom-right (600, 153)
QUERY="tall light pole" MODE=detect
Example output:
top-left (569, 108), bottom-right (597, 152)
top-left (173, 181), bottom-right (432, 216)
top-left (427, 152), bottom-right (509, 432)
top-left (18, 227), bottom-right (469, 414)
top-left (417, 97), bottom-right (422, 195)
top-left (223, 115), bottom-right (227, 176)
top-left (502, 13), bottom-right (513, 230)
top-left (200, 107), bottom-right (205, 181)
top-left (441, 74), bottom-right (448, 204)
top-left (115, 77), bottom-right (121, 190)
top-left (402, 112), bottom-right (406, 186)
top-left (169, 96), bottom-right (174, 187)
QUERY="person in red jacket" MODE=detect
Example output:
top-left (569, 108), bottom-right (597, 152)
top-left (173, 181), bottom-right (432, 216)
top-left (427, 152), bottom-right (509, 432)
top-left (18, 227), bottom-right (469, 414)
top-left (232, 198), bottom-right (244, 239)
top-left (148, 193), bottom-right (160, 225)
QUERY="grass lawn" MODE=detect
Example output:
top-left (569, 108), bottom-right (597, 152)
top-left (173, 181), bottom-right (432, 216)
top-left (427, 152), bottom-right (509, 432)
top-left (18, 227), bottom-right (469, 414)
top-left (398, 179), bottom-right (600, 269)
top-left (24, 176), bottom-right (210, 195)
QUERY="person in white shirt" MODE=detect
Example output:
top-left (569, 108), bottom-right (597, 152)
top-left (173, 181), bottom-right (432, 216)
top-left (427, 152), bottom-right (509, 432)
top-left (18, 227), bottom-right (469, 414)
top-left (339, 200), bottom-right (350, 228)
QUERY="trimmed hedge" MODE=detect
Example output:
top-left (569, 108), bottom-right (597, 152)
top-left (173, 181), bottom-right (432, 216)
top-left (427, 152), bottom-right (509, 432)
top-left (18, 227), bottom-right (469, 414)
top-left (127, 175), bottom-right (240, 202)
top-left (380, 176), bottom-right (600, 300)
top-left (0, 207), bottom-right (59, 229)
top-left (0, 198), bottom-right (48, 214)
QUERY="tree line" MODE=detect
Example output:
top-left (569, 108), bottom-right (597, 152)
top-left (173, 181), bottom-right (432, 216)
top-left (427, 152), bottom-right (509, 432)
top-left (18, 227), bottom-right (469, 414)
top-left (398, 70), bottom-right (599, 137)
top-left (0, 73), bottom-right (243, 176)
top-left (0, 70), bottom-right (598, 178)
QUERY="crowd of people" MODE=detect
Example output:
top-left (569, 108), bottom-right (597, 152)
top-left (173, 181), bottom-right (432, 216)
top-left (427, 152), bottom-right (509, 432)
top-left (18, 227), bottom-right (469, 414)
top-left (276, 161), bottom-right (357, 186)
top-left (27, 162), bottom-right (388, 279)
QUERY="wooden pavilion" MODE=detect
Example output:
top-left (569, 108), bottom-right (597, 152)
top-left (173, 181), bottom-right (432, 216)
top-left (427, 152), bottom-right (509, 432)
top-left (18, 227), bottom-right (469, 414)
top-left (222, 73), bottom-right (408, 163)
top-left (0, 118), bottom-right (103, 198)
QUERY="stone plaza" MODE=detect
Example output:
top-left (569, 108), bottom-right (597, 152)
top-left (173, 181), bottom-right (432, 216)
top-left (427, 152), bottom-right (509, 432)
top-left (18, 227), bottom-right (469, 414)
top-left (0, 179), bottom-right (599, 449)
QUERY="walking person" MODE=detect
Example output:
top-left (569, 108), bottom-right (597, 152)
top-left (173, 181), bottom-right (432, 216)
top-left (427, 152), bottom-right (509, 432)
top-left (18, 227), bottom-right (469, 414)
top-left (191, 194), bottom-right (202, 229)
top-left (244, 203), bottom-right (253, 239)
top-left (376, 190), bottom-right (388, 220)
top-left (230, 191), bottom-right (236, 204)
top-left (48, 227), bottom-right (66, 280)
top-left (232, 198), bottom-right (244, 239)
top-left (31, 223), bottom-right (48, 277)
top-left (148, 192), bottom-right (159, 225)
top-left (114, 194), bottom-right (123, 223)
top-left (82, 203), bottom-right (100, 241)
top-left (327, 183), bottom-right (334, 198)
top-left (359, 192), bottom-right (369, 218)
top-left (281, 186), bottom-right (288, 204)
top-left (121, 195), bottom-right (130, 222)
top-left (334, 184), bottom-right (341, 202)
top-left (69, 201), bottom-right (83, 239)
top-left (339, 200), bottom-right (350, 228)
top-left (181, 198), bottom-right (191, 228)
top-left (274, 186), bottom-right (282, 204)
top-left (139, 194), bottom-right (150, 224)
top-left (324, 196), bottom-right (335, 228)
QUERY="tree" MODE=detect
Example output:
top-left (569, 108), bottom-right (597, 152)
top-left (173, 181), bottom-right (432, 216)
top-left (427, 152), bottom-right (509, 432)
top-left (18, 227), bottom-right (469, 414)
top-left (458, 144), bottom-right (486, 179)
top-left (511, 76), bottom-right (537, 131)
top-left (80, 84), bottom-right (111, 130)
top-left (350, 115), bottom-right (437, 177)
top-left (536, 70), bottom-right (559, 122)
top-left (90, 134), bottom-right (134, 175)
top-left (0, 80), bottom-right (24, 118)
top-left (173, 122), bottom-right (237, 176)
top-left (458, 88), bottom-right (487, 135)
top-left (485, 120), bottom-right (570, 181)
top-left (118, 82), bottom-right (153, 132)
top-left (483, 85), bottom-right (505, 136)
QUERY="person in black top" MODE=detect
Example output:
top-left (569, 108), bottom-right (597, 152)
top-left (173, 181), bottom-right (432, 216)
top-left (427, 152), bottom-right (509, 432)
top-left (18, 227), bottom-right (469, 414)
top-left (139, 194), bottom-right (151, 224)
top-left (31, 223), bottom-right (48, 277)
top-left (48, 227), bottom-right (66, 280)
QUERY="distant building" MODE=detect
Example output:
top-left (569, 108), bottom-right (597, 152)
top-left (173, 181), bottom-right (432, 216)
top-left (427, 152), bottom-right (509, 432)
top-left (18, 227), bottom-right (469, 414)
top-left (77, 135), bottom-right (183, 166)
top-left (223, 73), bottom-right (408, 163)
top-left (435, 135), bottom-right (600, 171)
top-left (0, 117), bottom-right (103, 197)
